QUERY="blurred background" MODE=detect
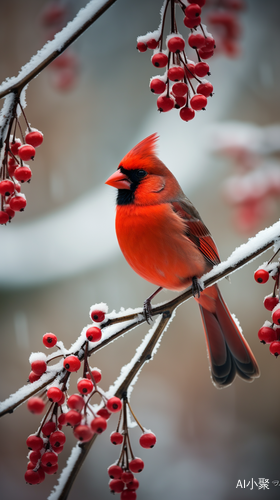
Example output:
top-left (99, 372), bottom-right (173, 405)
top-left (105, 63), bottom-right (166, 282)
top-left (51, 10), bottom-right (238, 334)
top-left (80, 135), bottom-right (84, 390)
top-left (0, 0), bottom-right (280, 499)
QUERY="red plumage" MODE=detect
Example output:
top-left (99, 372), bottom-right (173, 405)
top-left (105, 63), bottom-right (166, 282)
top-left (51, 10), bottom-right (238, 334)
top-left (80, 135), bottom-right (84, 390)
top-left (106, 134), bottom-right (259, 387)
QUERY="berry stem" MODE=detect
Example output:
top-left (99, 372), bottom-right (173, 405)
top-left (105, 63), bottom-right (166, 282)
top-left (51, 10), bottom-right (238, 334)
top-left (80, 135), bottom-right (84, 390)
top-left (126, 400), bottom-right (145, 433)
top-left (18, 101), bottom-right (31, 132)
top-left (159, 0), bottom-right (171, 52)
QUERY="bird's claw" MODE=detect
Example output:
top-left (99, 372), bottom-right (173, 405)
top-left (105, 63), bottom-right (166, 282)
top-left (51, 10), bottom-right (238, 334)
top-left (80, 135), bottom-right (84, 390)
top-left (143, 299), bottom-right (153, 324)
top-left (192, 277), bottom-right (202, 298)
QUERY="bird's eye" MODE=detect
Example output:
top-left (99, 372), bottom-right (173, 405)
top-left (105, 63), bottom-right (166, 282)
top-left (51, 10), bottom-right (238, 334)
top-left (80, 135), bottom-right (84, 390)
top-left (137, 169), bottom-right (147, 178)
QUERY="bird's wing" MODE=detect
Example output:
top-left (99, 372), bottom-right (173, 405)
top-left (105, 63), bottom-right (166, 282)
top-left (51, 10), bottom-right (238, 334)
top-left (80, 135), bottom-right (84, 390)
top-left (171, 199), bottom-right (221, 267)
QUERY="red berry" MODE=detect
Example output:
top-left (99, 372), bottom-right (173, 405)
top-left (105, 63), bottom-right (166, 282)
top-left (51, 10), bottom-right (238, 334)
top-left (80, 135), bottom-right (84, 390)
top-left (27, 397), bottom-right (45, 414)
top-left (41, 463), bottom-right (58, 475)
top-left (4, 205), bottom-right (15, 220)
top-left (67, 393), bottom-right (85, 411)
top-left (167, 66), bottom-right (185, 81)
top-left (29, 450), bottom-right (41, 465)
top-left (254, 269), bottom-right (269, 284)
top-left (272, 306), bottom-right (280, 326)
top-left (196, 82), bottom-right (213, 97)
top-left (8, 159), bottom-right (18, 177)
top-left (49, 430), bottom-right (66, 448)
top-left (122, 471), bottom-right (134, 484)
top-left (108, 464), bottom-right (123, 479)
top-left (57, 392), bottom-right (65, 406)
top-left (172, 82), bottom-right (188, 97)
top-left (63, 355), bottom-right (81, 372)
top-left (97, 408), bottom-right (111, 419)
top-left (204, 37), bottom-right (216, 50)
top-left (151, 52), bottom-right (168, 68)
top-left (91, 416), bottom-right (107, 434)
top-left (190, 94), bottom-right (207, 110)
top-left (73, 425), bottom-right (94, 442)
top-left (42, 332), bottom-right (57, 347)
top-left (10, 139), bottom-right (22, 156)
top-left (184, 16), bottom-right (201, 28)
top-left (167, 36), bottom-right (185, 53)
top-left (139, 432), bottom-right (156, 448)
top-left (129, 458), bottom-right (144, 473)
top-left (31, 359), bottom-right (47, 376)
top-left (258, 326), bottom-right (277, 344)
top-left (264, 296), bottom-right (279, 311)
top-left (136, 41), bottom-right (147, 52)
top-left (0, 179), bottom-right (15, 196)
top-left (18, 144), bottom-right (36, 161)
top-left (65, 410), bottom-right (82, 426)
top-left (90, 309), bottom-right (106, 322)
top-left (86, 326), bottom-right (102, 342)
top-left (198, 47), bottom-right (214, 59)
top-left (25, 130), bottom-right (44, 148)
top-left (25, 469), bottom-right (41, 485)
top-left (0, 211), bottom-right (10, 224)
top-left (26, 434), bottom-right (44, 451)
top-left (188, 0), bottom-right (205, 6)
top-left (42, 421), bottom-right (56, 436)
top-left (185, 4), bottom-right (201, 19)
top-left (109, 479), bottom-right (125, 493)
top-left (150, 78), bottom-right (166, 94)
top-left (127, 478), bottom-right (139, 490)
top-left (14, 165), bottom-right (32, 183)
top-left (174, 95), bottom-right (187, 108)
top-left (146, 38), bottom-right (158, 49)
top-left (28, 371), bottom-right (41, 383)
top-left (58, 413), bottom-right (67, 426)
top-left (188, 33), bottom-right (206, 49)
top-left (185, 63), bottom-right (196, 79)
top-left (110, 431), bottom-right (124, 445)
top-left (107, 396), bottom-right (122, 413)
top-left (157, 95), bottom-right (174, 112)
top-left (47, 386), bottom-right (63, 402)
top-left (9, 194), bottom-right (26, 211)
top-left (180, 106), bottom-right (195, 121)
top-left (41, 451), bottom-right (58, 467)
top-left (269, 341), bottom-right (280, 357)
top-left (194, 62), bottom-right (210, 77)
top-left (86, 368), bottom-right (102, 383)
top-left (77, 378), bottom-right (94, 394)
top-left (121, 490), bottom-right (137, 500)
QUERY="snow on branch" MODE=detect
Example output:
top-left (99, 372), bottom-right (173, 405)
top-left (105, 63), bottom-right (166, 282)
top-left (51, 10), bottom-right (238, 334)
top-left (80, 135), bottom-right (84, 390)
top-left (0, 0), bottom-right (118, 99)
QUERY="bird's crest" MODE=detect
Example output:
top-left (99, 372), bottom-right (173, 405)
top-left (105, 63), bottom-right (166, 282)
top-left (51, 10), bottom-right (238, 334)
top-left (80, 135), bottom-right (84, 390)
top-left (120, 133), bottom-right (159, 169)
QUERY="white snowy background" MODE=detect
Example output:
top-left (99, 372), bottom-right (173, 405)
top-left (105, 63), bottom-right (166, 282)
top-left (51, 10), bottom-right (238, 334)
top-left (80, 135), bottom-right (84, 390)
top-left (0, 0), bottom-right (280, 499)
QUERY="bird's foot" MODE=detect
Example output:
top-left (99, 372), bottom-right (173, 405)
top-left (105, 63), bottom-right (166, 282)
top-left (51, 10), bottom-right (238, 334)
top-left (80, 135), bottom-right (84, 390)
top-left (192, 277), bottom-right (203, 298)
top-left (143, 298), bottom-right (153, 324)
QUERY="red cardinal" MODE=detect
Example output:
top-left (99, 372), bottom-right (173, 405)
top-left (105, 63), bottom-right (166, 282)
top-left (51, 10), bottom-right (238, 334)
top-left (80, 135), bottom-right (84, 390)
top-left (105, 133), bottom-right (259, 387)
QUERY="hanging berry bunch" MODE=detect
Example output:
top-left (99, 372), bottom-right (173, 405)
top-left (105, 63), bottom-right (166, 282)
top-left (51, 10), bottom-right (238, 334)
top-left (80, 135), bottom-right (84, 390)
top-left (136, 0), bottom-right (215, 122)
top-left (39, 1), bottom-right (79, 91)
top-left (254, 249), bottom-right (280, 357)
top-left (0, 101), bottom-right (43, 225)
top-left (206, 0), bottom-right (245, 58)
top-left (24, 304), bottom-right (121, 484)
top-left (108, 397), bottom-right (156, 499)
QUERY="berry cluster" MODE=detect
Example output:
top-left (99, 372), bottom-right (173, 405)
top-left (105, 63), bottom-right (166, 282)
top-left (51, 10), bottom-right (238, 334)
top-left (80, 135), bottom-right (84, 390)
top-left (0, 102), bottom-right (43, 225)
top-left (40, 1), bottom-right (79, 91)
top-left (206, 0), bottom-right (245, 58)
top-left (254, 251), bottom-right (280, 357)
top-left (137, 0), bottom-right (215, 122)
top-left (108, 397), bottom-right (156, 499)
top-left (24, 303), bottom-right (156, 493)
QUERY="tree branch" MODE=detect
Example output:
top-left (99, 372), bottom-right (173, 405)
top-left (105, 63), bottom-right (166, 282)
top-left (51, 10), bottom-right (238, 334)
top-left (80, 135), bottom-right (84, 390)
top-left (0, 0), bottom-right (119, 99)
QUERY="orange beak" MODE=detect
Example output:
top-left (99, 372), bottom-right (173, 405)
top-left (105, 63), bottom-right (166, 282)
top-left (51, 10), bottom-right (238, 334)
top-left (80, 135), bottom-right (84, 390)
top-left (105, 169), bottom-right (131, 190)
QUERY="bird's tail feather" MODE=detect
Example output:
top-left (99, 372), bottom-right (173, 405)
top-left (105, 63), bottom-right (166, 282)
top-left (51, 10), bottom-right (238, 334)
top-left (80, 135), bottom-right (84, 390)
top-left (198, 285), bottom-right (259, 388)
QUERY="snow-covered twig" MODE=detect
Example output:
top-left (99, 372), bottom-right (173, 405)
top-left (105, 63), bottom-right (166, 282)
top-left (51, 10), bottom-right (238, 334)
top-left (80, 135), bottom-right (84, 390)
top-left (0, 0), bottom-right (118, 100)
